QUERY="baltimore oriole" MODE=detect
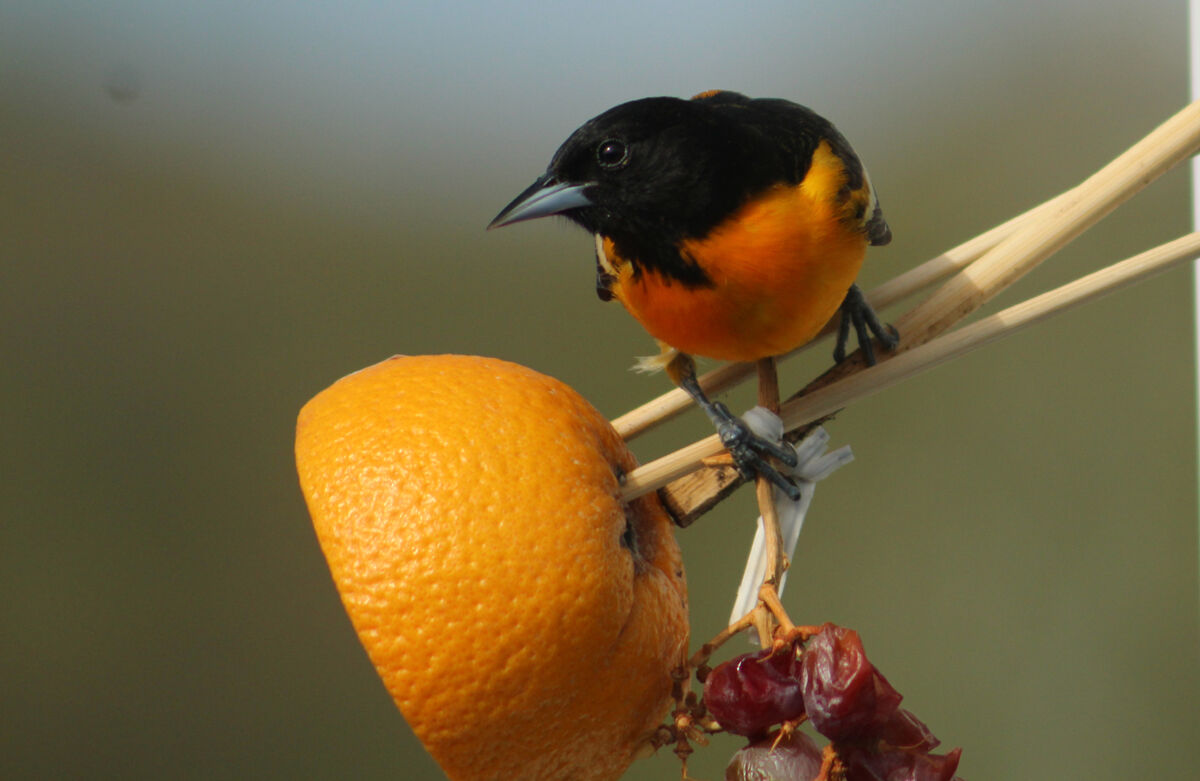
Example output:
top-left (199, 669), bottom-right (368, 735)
top-left (489, 90), bottom-right (896, 497)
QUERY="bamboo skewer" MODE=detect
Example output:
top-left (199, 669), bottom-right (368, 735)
top-left (613, 99), bottom-right (1200, 510)
top-left (891, 100), bottom-right (1200, 349)
top-left (610, 190), bottom-right (1075, 442)
top-left (619, 232), bottom-right (1200, 502)
top-left (619, 99), bottom-right (1200, 775)
top-left (615, 101), bottom-right (1200, 443)
top-left (778, 232), bottom-right (1200, 430)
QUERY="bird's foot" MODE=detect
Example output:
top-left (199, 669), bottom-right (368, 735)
top-left (710, 401), bottom-right (801, 500)
top-left (834, 284), bottom-right (899, 366)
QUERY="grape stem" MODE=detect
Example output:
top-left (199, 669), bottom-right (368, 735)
top-left (752, 357), bottom-right (788, 647)
top-left (817, 743), bottom-right (839, 779)
top-left (663, 359), bottom-right (814, 779)
top-left (674, 359), bottom-right (803, 726)
top-left (758, 583), bottom-right (796, 635)
top-left (686, 611), bottom-right (755, 670)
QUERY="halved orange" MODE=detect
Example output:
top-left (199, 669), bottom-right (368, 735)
top-left (296, 355), bottom-right (688, 780)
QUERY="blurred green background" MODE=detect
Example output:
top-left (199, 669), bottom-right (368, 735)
top-left (2, 1), bottom-right (1197, 778)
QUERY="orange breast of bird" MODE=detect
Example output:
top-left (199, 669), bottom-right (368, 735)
top-left (604, 141), bottom-right (871, 363)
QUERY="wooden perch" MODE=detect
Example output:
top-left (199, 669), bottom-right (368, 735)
top-left (610, 190), bottom-right (1074, 442)
top-left (611, 99), bottom-right (1200, 524)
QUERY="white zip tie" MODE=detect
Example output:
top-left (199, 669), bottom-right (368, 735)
top-left (729, 408), bottom-right (854, 641)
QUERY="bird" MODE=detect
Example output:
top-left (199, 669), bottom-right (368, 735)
top-left (489, 90), bottom-right (896, 497)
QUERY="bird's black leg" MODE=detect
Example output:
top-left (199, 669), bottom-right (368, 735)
top-left (834, 284), bottom-right (899, 366)
top-left (668, 353), bottom-right (801, 500)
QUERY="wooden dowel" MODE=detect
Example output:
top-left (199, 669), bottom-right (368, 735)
top-left (619, 232), bottom-right (1200, 501)
top-left (611, 191), bottom-right (1076, 441)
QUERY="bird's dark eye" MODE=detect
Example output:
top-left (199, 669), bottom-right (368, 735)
top-left (595, 138), bottom-right (629, 169)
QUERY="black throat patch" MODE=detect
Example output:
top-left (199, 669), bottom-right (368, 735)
top-left (607, 232), bottom-right (714, 289)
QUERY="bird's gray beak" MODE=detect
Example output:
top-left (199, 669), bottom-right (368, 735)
top-left (488, 177), bottom-right (594, 229)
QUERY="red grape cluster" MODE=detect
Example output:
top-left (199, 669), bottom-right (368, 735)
top-left (705, 624), bottom-right (963, 781)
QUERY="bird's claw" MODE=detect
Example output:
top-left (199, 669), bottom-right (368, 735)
top-left (835, 284), bottom-right (899, 366)
top-left (712, 402), bottom-right (801, 500)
